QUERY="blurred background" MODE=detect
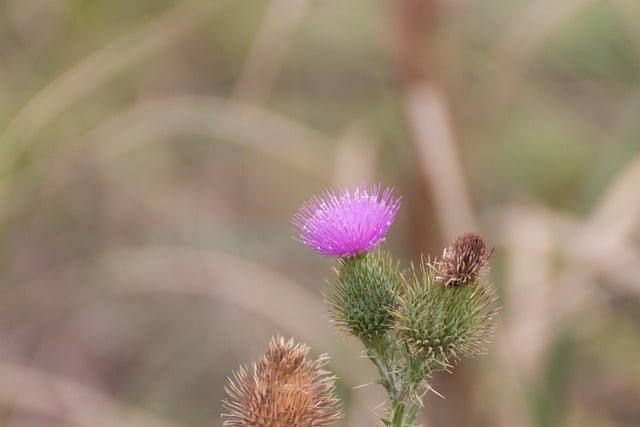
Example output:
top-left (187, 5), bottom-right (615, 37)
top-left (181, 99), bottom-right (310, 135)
top-left (1, 0), bottom-right (640, 426)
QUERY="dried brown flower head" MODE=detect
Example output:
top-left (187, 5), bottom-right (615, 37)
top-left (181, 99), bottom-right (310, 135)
top-left (435, 232), bottom-right (493, 286)
top-left (222, 337), bottom-right (341, 427)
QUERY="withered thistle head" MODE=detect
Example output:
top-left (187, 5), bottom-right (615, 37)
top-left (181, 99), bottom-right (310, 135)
top-left (436, 232), bottom-right (493, 286)
top-left (222, 337), bottom-right (341, 427)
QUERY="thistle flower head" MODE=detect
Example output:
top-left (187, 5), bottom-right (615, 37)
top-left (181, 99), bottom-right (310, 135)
top-left (292, 184), bottom-right (401, 257)
top-left (435, 232), bottom-right (493, 286)
top-left (222, 337), bottom-right (341, 427)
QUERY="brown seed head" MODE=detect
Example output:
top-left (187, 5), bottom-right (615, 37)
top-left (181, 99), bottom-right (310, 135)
top-left (435, 232), bottom-right (493, 286)
top-left (222, 337), bottom-right (341, 427)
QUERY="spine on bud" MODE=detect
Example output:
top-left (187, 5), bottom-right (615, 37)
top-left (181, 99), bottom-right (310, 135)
top-left (328, 250), bottom-right (402, 348)
top-left (394, 261), bottom-right (497, 374)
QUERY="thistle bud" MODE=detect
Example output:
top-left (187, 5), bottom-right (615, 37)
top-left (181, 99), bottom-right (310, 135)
top-left (394, 237), bottom-right (497, 379)
top-left (396, 273), bottom-right (496, 370)
top-left (435, 232), bottom-right (493, 286)
top-left (222, 337), bottom-right (341, 427)
top-left (327, 250), bottom-right (402, 346)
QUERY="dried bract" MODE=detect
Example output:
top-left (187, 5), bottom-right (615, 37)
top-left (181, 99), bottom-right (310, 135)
top-left (435, 232), bottom-right (493, 286)
top-left (223, 337), bottom-right (341, 427)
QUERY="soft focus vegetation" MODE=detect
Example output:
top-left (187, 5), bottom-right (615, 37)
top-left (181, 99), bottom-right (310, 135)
top-left (1, 0), bottom-right (639, 426)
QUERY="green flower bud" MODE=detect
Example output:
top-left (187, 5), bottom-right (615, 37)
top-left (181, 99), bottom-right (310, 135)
top-left (327, 250), bottom-right (402, 346)
top-left (396, 273), bottom-right (496, 370)
top-left (394, 234), bottom-right (497, 373)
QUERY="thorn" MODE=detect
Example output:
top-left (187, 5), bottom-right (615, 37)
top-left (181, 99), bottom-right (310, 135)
top-left (427, 384), bottom-right (446, 400)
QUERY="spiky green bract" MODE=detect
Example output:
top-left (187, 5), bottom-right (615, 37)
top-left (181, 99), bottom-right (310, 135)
top-left (328, 250), bottom-right (402, 348)
top-left (394, 261), bottom-right (497, 380)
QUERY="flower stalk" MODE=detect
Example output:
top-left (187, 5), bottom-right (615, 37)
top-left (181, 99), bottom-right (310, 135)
top-left (291, 184), bottom-right (498, 427)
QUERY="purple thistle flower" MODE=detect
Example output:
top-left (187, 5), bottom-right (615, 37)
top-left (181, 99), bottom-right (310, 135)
top-left (292, 184), bottom-right (401, 257)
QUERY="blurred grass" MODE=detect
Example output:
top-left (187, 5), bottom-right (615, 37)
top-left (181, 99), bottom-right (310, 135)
top-left (0, 0), bottom-right (639, 426)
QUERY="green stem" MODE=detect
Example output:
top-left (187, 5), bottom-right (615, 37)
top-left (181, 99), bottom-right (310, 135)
top-left (366, 343), bottom-right (423, 426)
top-left (366, 347), bottom-right (393, 396)
top-left (404, 402), bottom-right (421, 426)
top-left (384, 399), bottom-right (421, 427)
top-left (392, 402), bottom-right (405, 426)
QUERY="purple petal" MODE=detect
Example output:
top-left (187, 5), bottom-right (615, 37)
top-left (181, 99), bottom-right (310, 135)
top-left (292, 184), bottom-right (401, 257)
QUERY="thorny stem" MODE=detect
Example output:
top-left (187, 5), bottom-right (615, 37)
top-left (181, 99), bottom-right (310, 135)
top-left (368, 347), bottom-right (422, 427)
top-left (391, 402), bottom-right (405, 426)
top-left (384, 399), bottom-right (421, 427)
top-left (405, 402), bottom-right (421, 426)
top-left (366, 348), bottom-right (396, 398)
